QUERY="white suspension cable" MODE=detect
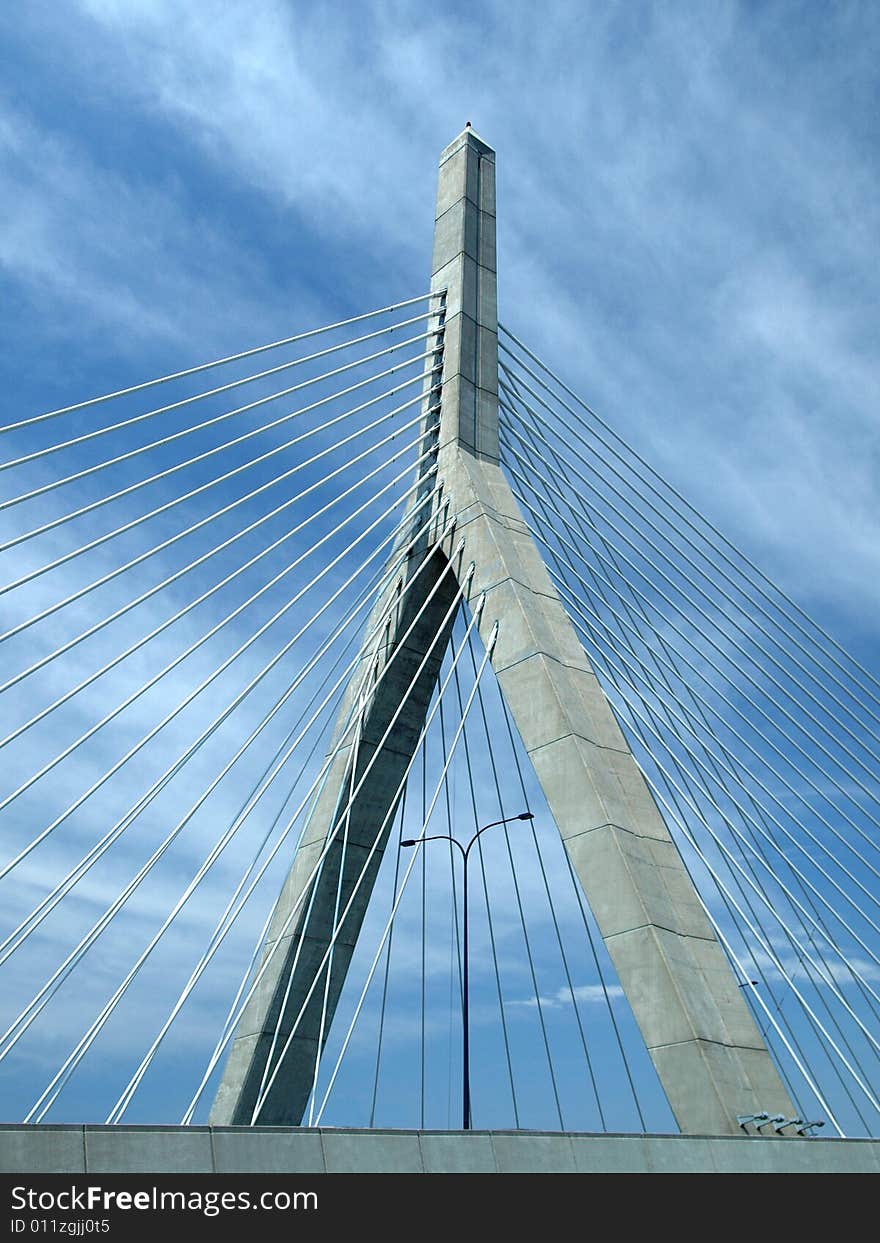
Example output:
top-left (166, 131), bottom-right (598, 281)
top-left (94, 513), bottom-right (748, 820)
top-left (0, 449), bottom-right (438, 878)
top-left (445, 639), bottom-right (521, 1127)
top-left (499, 364), bottom-right (880, 755)
top-left (468, 648), bottom-right (604, 1127)
top-left (515, 420), bottom-right (880, 1098)
top-left (247, 554), bottom-right (473, 1124)
top-left (555, 583), bottom-right (861, 1128)
top-left (1, 496), bottom-right (445, 1060)
top-left (27, 566), bottom-right (451, 1125)
top-left (0, 412), bottom-right (427, 744)
top-left (546, 541), bottom-right (880, 1006)
top-left (1, 312), bottom-right (440, 480)
top-left (247, 519), bottom-right (462, 1121)
top-left (539, 557), bottom-right (852, 1131)
top-left (178, 560), bottom-right (468, 1130)
top-left (0, 486), bottom-right (444, 968)
top-left (510, 469), bottom-right (880, 977)
top-left (501, 383), bottom-right (880, 781)
top-left (8, 493), bottom-right (453, 1092)
top-left (1, 341), bottom-right (434, 559)
top-left (509, 448), bottom-right (880, 1083)
top-left (368, 786), bottom-right (410, 1127)
top-left (499, 324), bottom-right (880, 722)
top-left (304, 702), bottom-right (363, 1127)
top-left (502, 392), bottom-right (880, 860)
top-left (0, 388), bottom-right (434, 647)
top-left (560, 844), bottom-right (650, 1129)
top-left (501, 423), bottom-right (880, 859)
top-left (27, 513), bottom-right (462, 1123)
top-left (176, 509), bottom-right (459, 1133)
top-left (1, 293), bottom-right (442, 435)
top-left (502, 417), bottom-right (880, 883)
top-left (707, 935), bottom-right (845, 1135)
top-left (0, 496), bottom-right (446, 976)
top-left (550, 569), bottom-right (880, 1059)
top-left (622, 717), bottom-right (868, 1129)
top-left (459, 627), bottom-right (566, 1129)
top-left (528, 464), bottom-right (880, 1094)
top-left (504, 441), bottom-right (880, 942)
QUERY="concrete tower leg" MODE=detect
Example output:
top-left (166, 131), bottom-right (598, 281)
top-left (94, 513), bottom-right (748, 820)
top-left (209, 536), bottom-right (463, 1126)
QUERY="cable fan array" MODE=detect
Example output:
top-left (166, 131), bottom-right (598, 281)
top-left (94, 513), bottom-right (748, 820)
top-left (0, 295), bottom-right (448, 1122)
top-left (0, 295), bottom-right (877, 1137)
top-left (498, 325), bottom-right (880, 1137)
top-left (0, 296), bottom-right (671, 1132)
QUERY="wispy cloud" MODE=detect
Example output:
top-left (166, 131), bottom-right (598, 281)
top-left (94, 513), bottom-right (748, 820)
top-left (509, 983), bottom-right (625, 1011)
top-left (23, 1), bottom-right (865, 623)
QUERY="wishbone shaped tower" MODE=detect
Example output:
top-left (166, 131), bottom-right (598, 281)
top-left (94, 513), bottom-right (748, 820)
top-left (210, 128), bottom-right (794, 1136)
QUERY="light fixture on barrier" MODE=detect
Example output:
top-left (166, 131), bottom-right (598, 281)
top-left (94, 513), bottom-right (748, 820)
top-left (755, 1114), bottom-right (786, 1131)
top-left (736, 1112), bottom-right (769, 1131)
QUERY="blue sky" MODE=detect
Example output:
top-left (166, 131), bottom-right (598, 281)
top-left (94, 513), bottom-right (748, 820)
top-left (1, 1), bottom-right (879, 1132)
top-left (2, 2), bottom-right (879, 631)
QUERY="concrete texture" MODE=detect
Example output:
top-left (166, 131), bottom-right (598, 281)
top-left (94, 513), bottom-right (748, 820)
top-left (1, 1126), bottom-right (877, 1174)
top-left (427, 129), bottom-right (795, 1135)
top-left (320, 1129), bottom-right (425, 1174)
top-left (0, 1125), bottom-right (86, 1174)
top-left (436, 437), bottom-right (795, 1132)
top-left (83, 1126), bottom-right (214, 1174)
top-left (431, 129), bottom-right (499, 462)
top-left (212, 1127), bottom-right (325, 1174)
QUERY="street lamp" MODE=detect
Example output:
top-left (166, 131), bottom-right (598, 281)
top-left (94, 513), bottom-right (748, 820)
top-left (401, 811), bottom-right (534, 1130)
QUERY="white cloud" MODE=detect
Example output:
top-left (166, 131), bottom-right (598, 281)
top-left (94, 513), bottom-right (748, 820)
top-left (509, 983), bottom-right (625, 1011)
top-left (4, 1), bottom-right (877, 629)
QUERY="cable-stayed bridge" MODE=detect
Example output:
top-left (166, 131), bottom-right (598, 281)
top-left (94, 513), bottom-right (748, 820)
top-left (2, 128), bottom-right (879, 1173)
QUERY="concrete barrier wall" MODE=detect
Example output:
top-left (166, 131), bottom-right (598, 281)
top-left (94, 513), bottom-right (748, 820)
top-left (2, 1126), bottom-right (879, 1174)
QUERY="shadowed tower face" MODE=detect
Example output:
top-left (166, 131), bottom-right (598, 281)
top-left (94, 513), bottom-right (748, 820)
top-left (210, 128), bottom-right (795, 1135)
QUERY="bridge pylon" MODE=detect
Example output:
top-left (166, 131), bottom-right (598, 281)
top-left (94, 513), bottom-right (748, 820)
top-left (210, 128), bottom-right (795, 1136)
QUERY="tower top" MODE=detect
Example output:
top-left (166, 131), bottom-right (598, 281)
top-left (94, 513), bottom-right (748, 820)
top-left (431, 126), bottom-right (498, 461)
top-left (438, 126), bottom-right (496, 168)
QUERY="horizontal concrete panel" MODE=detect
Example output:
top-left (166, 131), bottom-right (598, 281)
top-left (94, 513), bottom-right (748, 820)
top-left (490, 1131), bottom-right (576, 1173)
top-left (212, 1127), bottom-right (325, 1174)
top-left (419, 1131), bottom-right (497, 1173)
top-left (498, 655), bottom-right (630, 753)
top-left (707, 1135), bottom-right (880, 1173)
top-left (432, 198), bottom-right (469, 269)
top-left (565, 825), bottom-right (714, 941)
top-left (0, 1125), bottom-right (85, 1173)
top-left (320, 1129), bottom-right (424, 1174)
top-left (570, 1133), bottom-right (652, 1173)
top-left (435, 139), bottom-right (480, 217)
top-left (84, 1126), bottom-right (214, 1174)
top-left (2, 1127), bottom-right (877, 1173)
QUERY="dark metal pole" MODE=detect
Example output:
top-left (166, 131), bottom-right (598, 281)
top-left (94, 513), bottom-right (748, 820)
top-left (401, 811), bottom-right (532, 1132)
top-left (462, 846), bottom-right (470, 1130)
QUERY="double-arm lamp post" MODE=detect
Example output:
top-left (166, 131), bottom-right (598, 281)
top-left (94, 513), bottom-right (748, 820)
top-left (402, 811), bottom-right (534, 1130)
